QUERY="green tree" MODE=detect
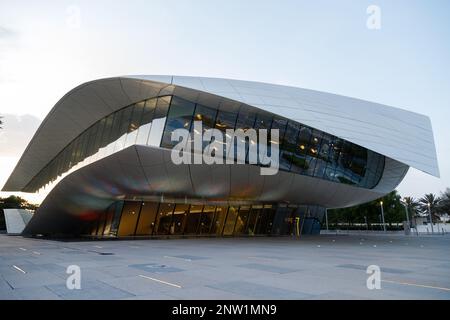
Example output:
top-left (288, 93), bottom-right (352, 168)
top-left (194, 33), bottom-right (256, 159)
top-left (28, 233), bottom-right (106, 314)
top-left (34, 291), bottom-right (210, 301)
top-left (0, 195), bottom-right (37, 210)
top-left (380, 191), bottom-right (404, 225)
top-left (0, 195), bottom-right (37, 230)
top-left (418, 193), bottom-right (441, 223)
top-left (438, 188), bottom-right (450, 214)
top-left (328, 190), bottom-right (405, 230)
top-left (403, 196), bottom-right (419, 224)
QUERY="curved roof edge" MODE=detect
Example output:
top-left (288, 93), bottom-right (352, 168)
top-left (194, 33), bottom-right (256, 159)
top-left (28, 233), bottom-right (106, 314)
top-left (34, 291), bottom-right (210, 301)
top-left (2, 75), bottom-right (440, 192)
top-left (130, 75), bottom-right (440, 177)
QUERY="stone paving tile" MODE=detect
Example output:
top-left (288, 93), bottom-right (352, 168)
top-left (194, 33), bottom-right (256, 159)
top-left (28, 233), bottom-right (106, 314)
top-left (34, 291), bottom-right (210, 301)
top-left (249, 273), bottom-right (352, 296)
top-left (122, 292), bottom-right (177, 300)
top-left (100, 275), bottom-right (195, 297)
top-left (247, 254), bottom-right (296, 261)
top-left (129, 263), bottom-right (184, 273)
top-left (0, 289), bottom-right (17, 300)
top-left (336, 263), bottom-right (411, 274)
top-left (305, 291), bottom-right (367, 300)
top-left (11, 286), bottom-right (63, 300)
top-left (1, 234), bottom-right (450, 299)
top-left (45, 280), bottom-right (135, 300)
top-left (236, 263), bottom-right (299, 274)
top-left (171, 254), bottom-right (209, 260)
top-left (2, 271), bottom-right (65, 289)
top-left (166, 285), bottom-right (250, 300)
top-left (207, 281), bottom-right (313, 299)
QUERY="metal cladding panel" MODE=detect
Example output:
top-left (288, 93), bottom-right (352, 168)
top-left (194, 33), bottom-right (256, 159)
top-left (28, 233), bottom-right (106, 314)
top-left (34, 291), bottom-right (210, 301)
top-left (3, 75), bottom-right (439, 193)
top-left (139, 75), bottom-right (439, 178)
top-left (22, 146), bottom-right (391, 235)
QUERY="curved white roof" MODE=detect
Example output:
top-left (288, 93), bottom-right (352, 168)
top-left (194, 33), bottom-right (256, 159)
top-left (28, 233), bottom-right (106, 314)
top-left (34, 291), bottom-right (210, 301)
top-left (135, 75), bottom-right (439, 176)
top-left (2, 75), bottom-right (439, 191)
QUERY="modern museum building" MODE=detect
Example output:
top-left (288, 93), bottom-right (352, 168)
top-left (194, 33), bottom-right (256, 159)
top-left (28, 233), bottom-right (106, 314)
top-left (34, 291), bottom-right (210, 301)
top-left (2, 76), bottom-right (440, 238)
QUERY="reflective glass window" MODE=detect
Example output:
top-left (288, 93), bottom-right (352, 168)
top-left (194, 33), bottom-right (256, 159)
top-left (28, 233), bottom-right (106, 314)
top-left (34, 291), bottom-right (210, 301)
top-left (136, 99), bottom-right (156, 145)
top-left (96, 212), bottom-right (106, 236)
top-left (290, 126), bottom-right (311, 173)
top-left (268, 117), bottom-right (287, 160)
top-left (223, 206), bottom-right (238, 236)
top-left (234, 206), bottom-right (250, 235)
top-left (349, 144), bottom-right (367, 177)
top-left (161, 96), bottom-right (196, 148)
top-left (124, 102), bottom-right (145, 148)
top-left (92, 118), bottom-right (105, 156)
top-left (304, 129), bottom-right (322, 176)
top-left (154, 203), bottom-right (175, 235)
top-left (214, 108), bottom-right (238, 157)
top-left (253, 113), bottom-right (272, 163)
top-left (280, 121), bottom-right (301, 171)
top-left (234, 105), bottom-right (257, 162)
top-left (210, 206), bottom-right (227, 235)
top-left (315, 133), bottom-right (332, 178)
top-left (199, 205), bottom-right (216, 234)
top-left (255, 206), bottom-right (275, 235)
top-left (135, 202), bottom-right (158, 236)
top-left (117, 201), bottom-right (141, 237)
top-left (172, 204), bottom-right (189, 235)
top-left (115, 106), bottom-right (133, 151)
top-left (184, 205), bottom-right (203, 235)
top-left (153, 96), bottom-right (171, 119)
top-left (192, 104), bottom-right (217, 151)
top-left (246, 205), bottom-right (262, 235)
top-left (103, 204), bottom-right (115, 236)
top-left (109, 109), bottom-right (124, 144)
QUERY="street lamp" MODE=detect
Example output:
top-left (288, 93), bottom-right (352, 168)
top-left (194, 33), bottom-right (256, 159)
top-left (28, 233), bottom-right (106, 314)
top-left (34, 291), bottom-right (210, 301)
top-left (399, 200), bottom-right (410, 225)
top-left (380, 200), bottom-right (386, 232)
top-left (400, 199), bottom-right (412, 236)
top-left (427, 202), bottom-right (434, 234)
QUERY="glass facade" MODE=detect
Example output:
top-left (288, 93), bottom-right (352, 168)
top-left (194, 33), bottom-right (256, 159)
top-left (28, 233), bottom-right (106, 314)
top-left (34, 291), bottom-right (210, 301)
top-left (25, 93), bottom-right (384, 193)
top-left (91, 200), bottom-right (323, 238)
top-left (24, 96), bottom-right (172, 193)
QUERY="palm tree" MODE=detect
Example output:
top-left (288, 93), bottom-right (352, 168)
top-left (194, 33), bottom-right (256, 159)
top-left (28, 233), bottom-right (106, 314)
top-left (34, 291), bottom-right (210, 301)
top-left (403, 196), bottom-right (419, 225)
top-left (418, 193), bottom-right (441, 223)
top-left (439, 188), bottom-right (450, 214)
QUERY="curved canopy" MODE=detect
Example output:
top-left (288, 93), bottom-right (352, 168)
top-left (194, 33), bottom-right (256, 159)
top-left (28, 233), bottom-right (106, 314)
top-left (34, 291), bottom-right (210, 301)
top-left (2, 75), bottom-right (439, 192)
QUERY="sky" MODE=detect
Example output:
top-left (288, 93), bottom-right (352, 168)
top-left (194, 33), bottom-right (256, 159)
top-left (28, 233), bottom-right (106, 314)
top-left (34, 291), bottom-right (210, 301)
top-left (0, 0), bottom-right (449, 204)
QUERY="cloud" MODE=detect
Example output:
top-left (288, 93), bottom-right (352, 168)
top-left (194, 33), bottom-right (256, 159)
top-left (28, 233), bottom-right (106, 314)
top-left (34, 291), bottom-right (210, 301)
top-left (0, 26), bottom-right (16, 40)
top-left (0, 114), bottom-right (41, 156)
top-left (0, 26), bottom-right (19, 83)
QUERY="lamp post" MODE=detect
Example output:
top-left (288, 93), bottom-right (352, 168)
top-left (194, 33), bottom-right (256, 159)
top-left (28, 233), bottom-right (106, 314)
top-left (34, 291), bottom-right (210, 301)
top-left (400, 200), bottom-right (411, 235)
top-left (400, 200), bottom-right (410, 225)
top-left (428, 202), bottom-right (434, 234)
top-left (380, 200), bottom-right (386, 232)
top-left (325, 208), bottom-right (329, 232)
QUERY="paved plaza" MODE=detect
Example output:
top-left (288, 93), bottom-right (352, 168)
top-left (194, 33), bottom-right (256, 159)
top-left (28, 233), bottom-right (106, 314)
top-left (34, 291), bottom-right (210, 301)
top-left (1, 233), bottom-right (449, 300)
